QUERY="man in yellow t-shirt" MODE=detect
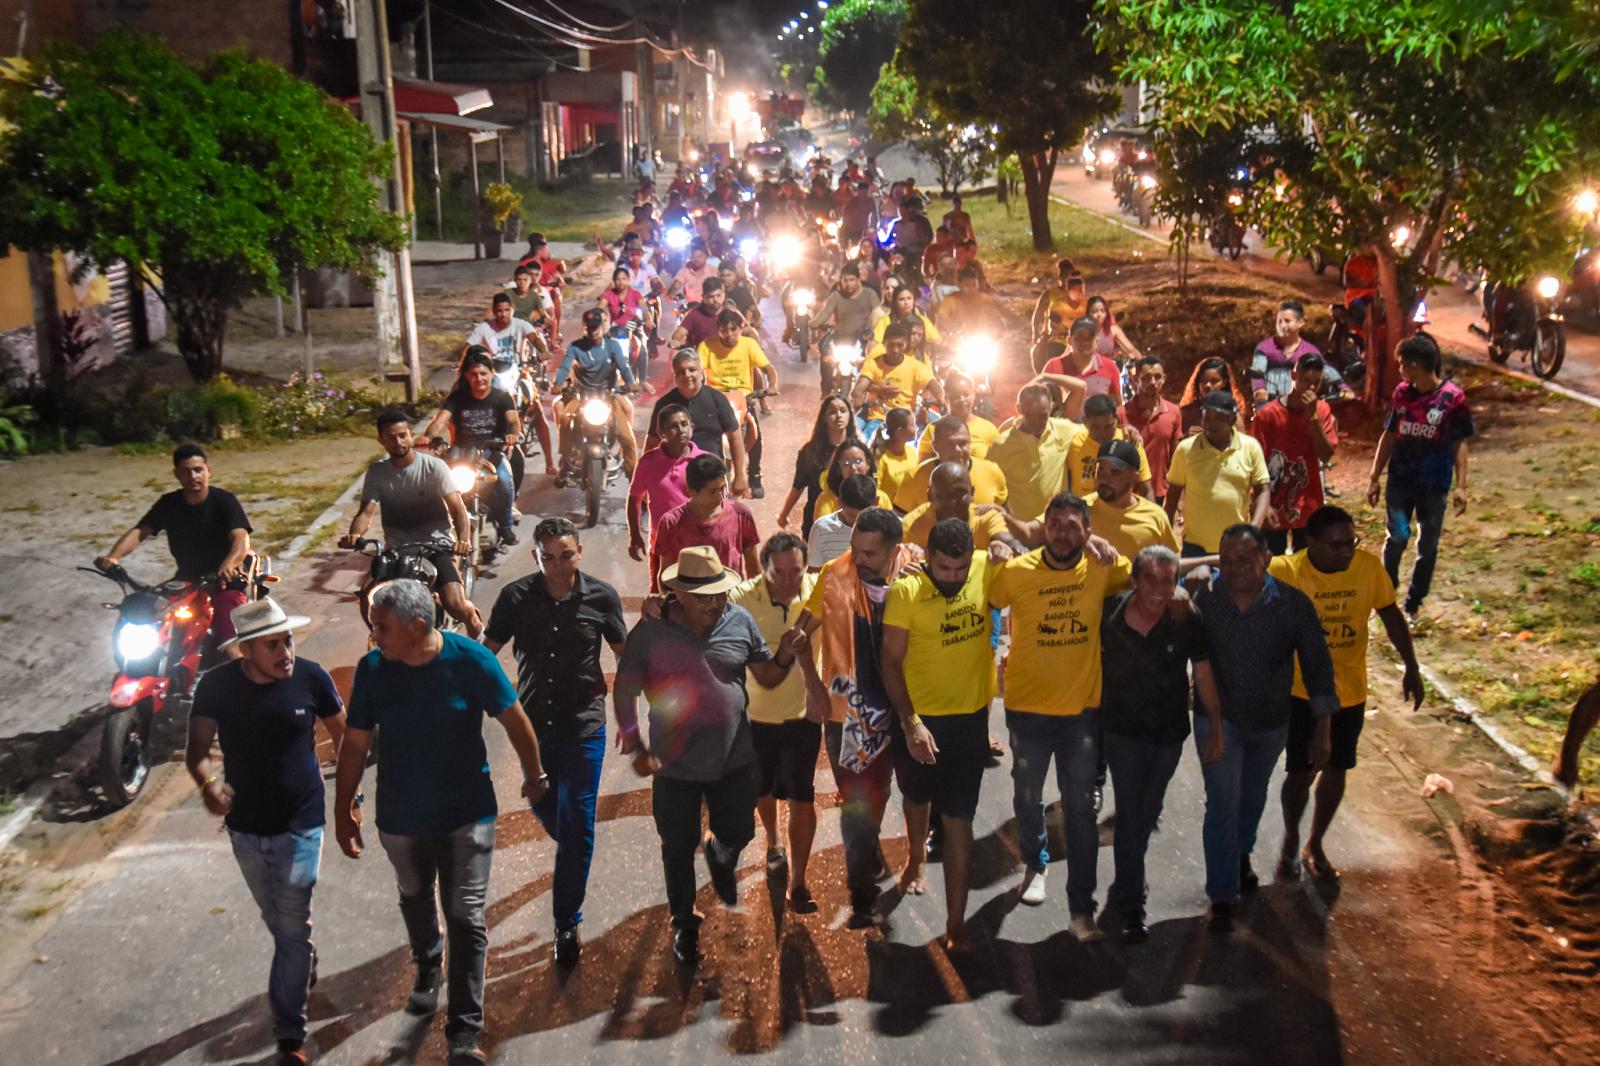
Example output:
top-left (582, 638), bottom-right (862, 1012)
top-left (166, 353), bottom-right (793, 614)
top-left (988, 493), bottom-right (1131, 938)
top-left (883, 516), bottom-right (998, 950)
top-left (1084, 440), bottom-right (1179, 560)
top-left (1268, 505), bottom-right (1424, 881)
top-left (1164, 390), bottom-right (1270, 554)
top-left (900, 462), bottom-right (1015, 550)
top-left (894, 417), bottom-right (1008, 512)
top-left (850, 320), bottom-right (942, 424)
top-left (915, 372), bottom-right (999, 461)
top-left (697, 313), bottom-right (777, 396)
top-left (988, 384), bottom-right (1079, 522)
top-left (727, 533), bottom-right (821, 913)
top-left (1065, 393), bottom-right (1151, 498)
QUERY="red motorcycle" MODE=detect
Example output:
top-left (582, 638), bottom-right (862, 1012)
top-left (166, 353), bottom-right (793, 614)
top-left (81, 558), bottom-right (272, 806)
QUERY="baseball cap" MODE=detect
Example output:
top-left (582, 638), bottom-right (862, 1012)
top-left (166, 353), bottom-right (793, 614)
top-left (1200, 390), bottom-right (1239, 416)
top-left (1097, 439), bottom-right (1142, 470)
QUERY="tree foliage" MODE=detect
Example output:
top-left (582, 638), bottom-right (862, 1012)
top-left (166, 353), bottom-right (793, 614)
top-left (894, 0), bottom-right (1117, 250)
top-left (1099, 0), bottom-right (1600, 402)
top-left (868, 61), bottom-right (992, 195)
top-left (811, 0), bottom-right (906, 118)
top-left (0, 31), bottom-right (407, 381)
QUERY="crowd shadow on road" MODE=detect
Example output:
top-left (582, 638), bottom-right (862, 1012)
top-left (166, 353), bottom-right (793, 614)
top-left (95, 825), bottom-right (1347, 1064)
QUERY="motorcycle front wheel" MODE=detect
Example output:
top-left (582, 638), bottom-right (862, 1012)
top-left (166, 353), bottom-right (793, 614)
top-left (100, 700), bottom-right (154, 806)
top-left (584, 454), bottom-right (606, 527)
top-left (1532, 319), bottom-right (1566, 379)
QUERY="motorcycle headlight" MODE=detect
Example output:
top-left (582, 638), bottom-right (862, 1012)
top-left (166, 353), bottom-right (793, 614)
top-left (688, 149), bottom-right (701, 163)
top-left (1536, 275), bottom-right (1561, 300)
top-left (495, 368), bottom-right (519, 393)
top-left (581, 397), bottom-right (612, 426)
top-left (1099, 149), bottom-right (1116, 165)
top-left (793, 287), bottom-right (816, 312)
top-left (739, 237), bottom-right (760, 260)
top-left (450, 464), bottom-right (477, 493)
top-left (770, 234), bottom-right (801, 271)
top-left (1575, 189), bottom-right (1598, 216)
top-left (956, 335), bottom-right (998, 376)
top-left (826, 220), bottom-right (840, 238)
top-left (116, 622), bottom-right (162, 664)
top-left (831, 342), bottom-right (861, 370)
top-left (665, 227), bottom-right (691, 251)
top-left (1138, 174), bottom-right (1157, 191)
top-left (1136, 149), bottom-right (1150, 161)
top-left (1226, 192), bottom-right (1243, 207)
top-left (717, 213), bottom-right (732, 231)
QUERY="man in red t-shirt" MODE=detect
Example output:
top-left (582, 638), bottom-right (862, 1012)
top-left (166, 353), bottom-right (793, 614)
top-left (1124, 356), bottom-right (1184, 503)
top-left (648, 453), bottom-right (760, 591)
top-left (1251, 353), bottom-right (1338, 554)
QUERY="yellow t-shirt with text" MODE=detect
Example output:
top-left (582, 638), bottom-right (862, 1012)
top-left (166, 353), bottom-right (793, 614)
top-left (697, 335), bottom-right (770, 394)
top-left (1269, 549), bottom-right (1396, 706)
top-left (1065, 426), bottom-right (1151, 497)
top-left (884, 555), bottom-right (997, 717)
top-left (988, 550), bottom-right (1131, 716)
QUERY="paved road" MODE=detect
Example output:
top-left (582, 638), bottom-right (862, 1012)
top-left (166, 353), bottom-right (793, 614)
top-left (1051, 165), bottom-right (1600, 401)
top-left (0, 263), bottom-right (1548, 1064)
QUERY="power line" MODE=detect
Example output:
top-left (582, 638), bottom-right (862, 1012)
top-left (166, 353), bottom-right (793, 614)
top-left (535, 0), bottom-right (637, 35)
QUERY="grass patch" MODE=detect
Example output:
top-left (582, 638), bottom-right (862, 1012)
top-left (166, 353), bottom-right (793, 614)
top-left (415, 174), bottom-right (634, 246)
top-left (959, 190), bottom-right (1151, 286)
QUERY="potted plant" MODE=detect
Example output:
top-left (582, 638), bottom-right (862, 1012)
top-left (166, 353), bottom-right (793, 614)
top-left (483, 182), bottom-right (524, 255)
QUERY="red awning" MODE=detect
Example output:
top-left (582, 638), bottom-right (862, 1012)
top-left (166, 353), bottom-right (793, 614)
top-left (390, 77), bottom-right (493, 117)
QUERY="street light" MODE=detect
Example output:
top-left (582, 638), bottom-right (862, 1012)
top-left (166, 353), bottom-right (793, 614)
top-left (1576, 187), bottom-right (1599, 220)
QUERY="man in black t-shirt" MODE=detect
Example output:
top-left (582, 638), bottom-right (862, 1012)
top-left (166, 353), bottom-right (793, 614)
top-left (187, 598), bottom-right (345, 1065)
top-left (98, 442), bottom-right (254, 652)
top-left (420, 349), bottom-right (523, 546)
top-left (483, 518), bottom-right (627, 968)
top-left (647, 348), bottom-right (749, 496)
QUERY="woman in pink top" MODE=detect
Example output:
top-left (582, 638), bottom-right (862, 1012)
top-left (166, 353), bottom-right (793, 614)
top-left (627, 404), bottom-right (704, 562)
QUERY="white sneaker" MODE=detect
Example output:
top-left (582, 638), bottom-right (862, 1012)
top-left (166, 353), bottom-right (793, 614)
top-left (1019, 868), bottom-right (1047, 906)
top-left (1069, 913), bottom-right (1105, 942)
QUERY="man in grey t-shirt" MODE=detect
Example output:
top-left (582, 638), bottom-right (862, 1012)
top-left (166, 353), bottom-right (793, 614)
top-left (614, 545), bottom-right (804, 966)
top-left (340, 409), bottom-right (484, 636)
top-left (813, 264), bottom-right (878, 353)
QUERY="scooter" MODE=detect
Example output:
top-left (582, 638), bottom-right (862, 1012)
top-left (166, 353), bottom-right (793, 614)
top-left (1470, 275), bottom-right (1567, 380)
top-left (81, 556), bottom-right (273, 806)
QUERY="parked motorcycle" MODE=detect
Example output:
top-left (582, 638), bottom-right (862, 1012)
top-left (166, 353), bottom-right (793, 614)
top-left (559, 385), bottom-right (627, 527)
top-left (1470, 275), bottom-right (1567, 380)
top-left (81, 557), bottom-right (273, 806)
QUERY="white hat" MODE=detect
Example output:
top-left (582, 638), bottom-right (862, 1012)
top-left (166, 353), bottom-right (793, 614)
top-left (220, 598), bottom-right (311, 650)
top-left (660, 545), bottom-right (741, 595)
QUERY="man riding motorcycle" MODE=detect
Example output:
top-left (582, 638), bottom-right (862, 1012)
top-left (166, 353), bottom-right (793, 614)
top-left (96, 442), bottom-right (254, 657)
top-left (554, 308), bottom-right (641, 479)
top-left (698, 308), bottom-right (778, 499)
top-left (338, 409), bottom-right (483, 636)
top-left (419, 348), bottom-right (523, 547)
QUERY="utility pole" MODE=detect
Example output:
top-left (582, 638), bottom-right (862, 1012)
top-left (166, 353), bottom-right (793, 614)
top-left (354, 0), bottom-right (421, 401)
top-left (423, 0), bottom-right (443, 240)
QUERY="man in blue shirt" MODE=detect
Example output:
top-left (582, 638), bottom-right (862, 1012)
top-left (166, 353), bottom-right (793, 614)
top-left (187, 598), bottom-right (345, 1066)
top-left (554, 307), bottom-right (639, 478)
top-left (334, 579), bottom-right (549, 1066)
top-left (1191, 523), bottom-right (1338, 933)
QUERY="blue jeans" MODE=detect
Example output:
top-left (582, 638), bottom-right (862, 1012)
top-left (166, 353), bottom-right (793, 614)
top-left (379, 819), bottom-right (496, 1039)
top-left (1007, 708), bottom-right (1101, 915)
top-left (1383, 479), bottom-right (1449, 609)
top-left (529, 729), bottom-right (606, 931)
top-left (1103, 734), bottom-right (1183, 915)
top-left (229, 826), bottom-right (322, 1042)
top-left (492, 455), bottom-right (516, 529)
top-left (1194, 714), bottom-right (1288, 905)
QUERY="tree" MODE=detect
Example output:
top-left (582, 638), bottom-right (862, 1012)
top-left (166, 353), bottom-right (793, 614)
top-left (1147, 123), bottom-right (1255, 292)
top-left (1100, 0), bottom-right (1600, 404)
top-left (0, 32), bottom-right (407, 381)
top-left (895, 0), bottom-right (1117, 250)
top-left (811, 0), bottom-right (906, 119)
top-left (867, 61), bottom-right (993, 195)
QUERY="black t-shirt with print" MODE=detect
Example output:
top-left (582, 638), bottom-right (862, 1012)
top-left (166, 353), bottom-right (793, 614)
top-left (443, 388), bottom-right (516, 447)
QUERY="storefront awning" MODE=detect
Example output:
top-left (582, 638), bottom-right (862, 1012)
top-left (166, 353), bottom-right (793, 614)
top-left (397, 112), bottom-right (511, 144)
top-left (391, 77), bottom-right (493, 117)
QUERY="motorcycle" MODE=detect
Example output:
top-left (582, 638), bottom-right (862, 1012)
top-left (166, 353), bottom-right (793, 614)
top-left (559, 385), bottom-right (627, 527)
top-left (951, 333), bottom-right (1001, 421)
top-left (493, 348), bottom-right (547, 493)
top-left (823, 336), bottom-right (866, 399)
top-left (81, 557), bottom-right (273, 806)
top-left (1207, 190), bottom-right (1247, 259)
top-left (351, 538), bottom-right (468, 630)
top-left (1470, 275), bottom-right (1567, 380)
top-left (432, 439), bottom-right (509, 565)
top-left (791, 285), bottom-right (816, 359)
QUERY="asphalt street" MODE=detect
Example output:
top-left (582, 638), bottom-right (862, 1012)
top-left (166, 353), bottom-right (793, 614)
top-left (0, 257), bottom-right (1538, 1065)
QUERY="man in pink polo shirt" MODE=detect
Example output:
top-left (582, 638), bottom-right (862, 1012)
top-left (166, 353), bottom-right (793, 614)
top-left (648, 453), bottom-right (760, 592)
top-left (628, 404), bottom-right (704, 562)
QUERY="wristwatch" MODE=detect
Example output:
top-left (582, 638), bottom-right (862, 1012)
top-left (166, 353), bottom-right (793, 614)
top-left (528, 772), bottom-right (550, 789)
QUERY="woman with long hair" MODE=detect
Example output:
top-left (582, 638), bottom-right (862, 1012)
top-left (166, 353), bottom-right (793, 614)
top-left (1087, 295), bottom-right (1143, 367)
top-left (813, 439), bottom-right (893, 521)
top-left (1178, 355), bottom-right (1252, 434)
top-left (777, 394), bottom-right (861, 536)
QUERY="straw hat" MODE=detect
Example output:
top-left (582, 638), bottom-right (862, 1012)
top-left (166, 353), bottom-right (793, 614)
top-left (660, 545), bottom-right (740, 595)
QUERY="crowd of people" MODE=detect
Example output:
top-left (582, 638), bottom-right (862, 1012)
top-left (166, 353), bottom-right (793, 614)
top-left (107, 156), bottom-right (1498, 1066)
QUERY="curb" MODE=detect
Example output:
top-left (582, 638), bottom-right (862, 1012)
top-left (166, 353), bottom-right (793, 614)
top-left (1048, 193), bottom-right (1167, 245)
top-left (1418, 662), bottom-right (1570, 802)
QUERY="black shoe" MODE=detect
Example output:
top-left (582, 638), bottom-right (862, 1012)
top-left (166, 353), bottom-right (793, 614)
top-left (750, 482), bottom-right (766, 500)
top-left (1239, 858), bottom-right (1260, 893)
top-left (672, 926), bottom-right (701, 966)
top-left (446, 1035), bottom-right (487, 1065)
top-left (498, 524), bottom-right (520, 547)
top-left (553, 926), bottom-right (581, 968)
top-left (406, 964), bottom-right (443, 1015)
top-left (1123, 912), bottom-right (1150, 944)
top-left (1208, 903), bottom-right (1235, 933)
top-left (275, 1040), bottom-right (308, 1065)
top-left (788, 886), bottom-right (818, 914)
top-left (704, 836), bottom-right (739, 906)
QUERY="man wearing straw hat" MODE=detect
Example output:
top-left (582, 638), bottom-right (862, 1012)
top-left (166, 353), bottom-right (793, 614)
top-left (186, 598), bottom-right (345, 1066)
top-left (614, 545), bottom-right (807, 967)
